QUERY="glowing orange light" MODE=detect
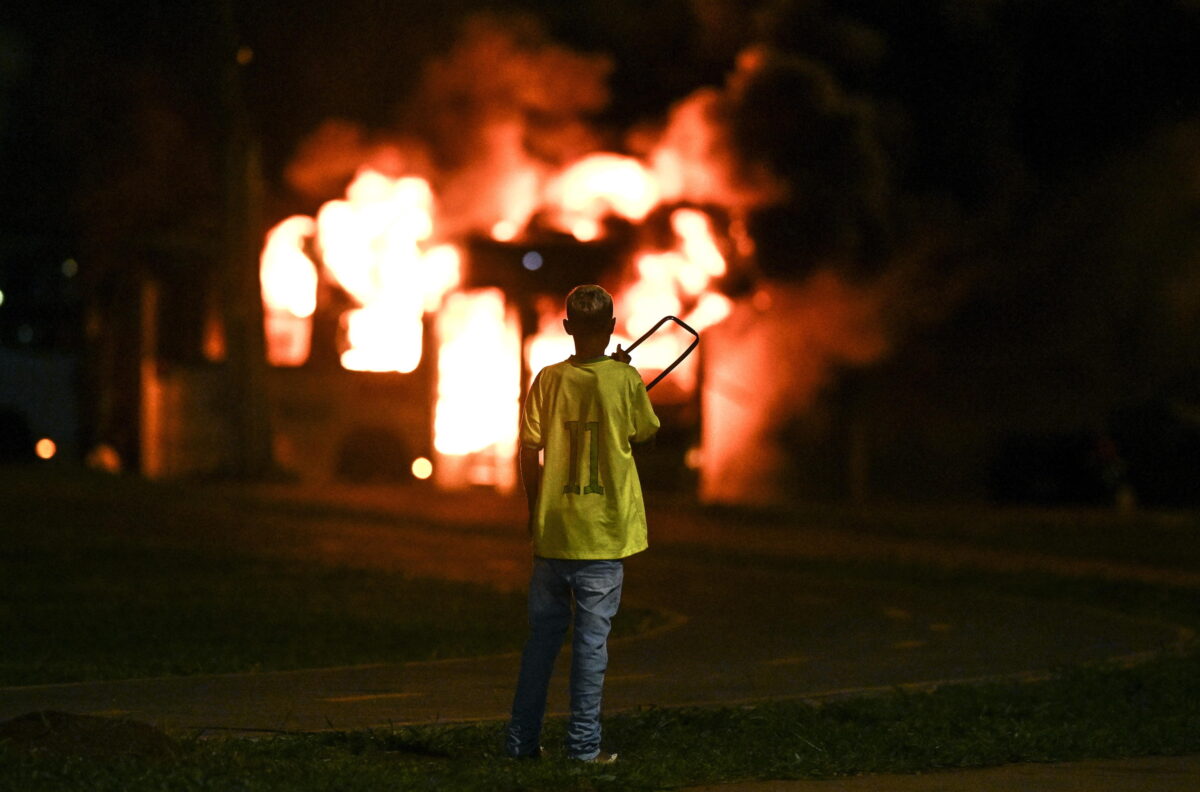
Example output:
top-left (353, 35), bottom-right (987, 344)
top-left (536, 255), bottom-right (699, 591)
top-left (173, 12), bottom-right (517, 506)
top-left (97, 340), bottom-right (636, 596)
top-left (339, 307), bottom-right (424, 373)
top-left (262, 169), bottom-right (461, 374)
top-left (571, 218), bottom-right (602, 242)
top-left (260, 216), bottom-right (318, 318)
top-left (684, 291), bottom-right (733, 332)
top-left (260, 108), bottom-right (745, 493)
top-left (602, 207), bottom-right (732, 394)
top-left (35, 438), bottom-right (56, 460)
top-left (260, 215), bottom-right (319, 366)
top-left (552, 154), bottom-right (659, 220)
top-left (418, 245), bottom-right (463, 312)
top-left (86, 443), bottom-right (121, 473)
top-left (482, 125), bottom-right (544, 241)
top-left (541, 153), bottom-right (661, 239)
top-left (520, 203), bottom-right (734, 400)
top-left (671, 208), bottom-right (726, 294)
top-left (320, 171), bottom-right (456, 373)
top-left (624, 253), bottom-right (684, 353)
top-left (491, 220), bottom-right (519, 241)
top-left (433, 290), bottom-right (521, 491)
top-left (524, 306), bottom-right (578, 379)
top-left (411, 457), bottom-right (434, 480)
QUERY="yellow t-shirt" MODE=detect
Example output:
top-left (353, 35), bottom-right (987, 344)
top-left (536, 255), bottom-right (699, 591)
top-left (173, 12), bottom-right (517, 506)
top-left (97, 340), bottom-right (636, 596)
top-left (521, 356), bottom-right (660, 559)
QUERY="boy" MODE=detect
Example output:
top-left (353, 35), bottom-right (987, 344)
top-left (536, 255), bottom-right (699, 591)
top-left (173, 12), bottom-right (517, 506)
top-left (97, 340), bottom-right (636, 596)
top-left (505, 284), bottom-right (660, 763)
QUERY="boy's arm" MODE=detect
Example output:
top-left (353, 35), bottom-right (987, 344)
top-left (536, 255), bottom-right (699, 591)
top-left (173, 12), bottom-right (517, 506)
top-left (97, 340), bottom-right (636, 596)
top-left (520, 445), bottom-right (542, 538)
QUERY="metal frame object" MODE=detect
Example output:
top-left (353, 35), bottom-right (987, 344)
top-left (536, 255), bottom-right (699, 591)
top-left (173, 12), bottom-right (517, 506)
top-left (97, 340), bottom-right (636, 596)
top-left (623, 315), bottom-right (699, 391)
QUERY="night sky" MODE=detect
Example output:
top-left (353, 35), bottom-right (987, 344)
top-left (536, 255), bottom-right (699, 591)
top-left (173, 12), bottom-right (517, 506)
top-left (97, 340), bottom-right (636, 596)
top-left (3, 0), bottom-right (1200, 500)
top-left (5, 1), bottom-right (1198, 232)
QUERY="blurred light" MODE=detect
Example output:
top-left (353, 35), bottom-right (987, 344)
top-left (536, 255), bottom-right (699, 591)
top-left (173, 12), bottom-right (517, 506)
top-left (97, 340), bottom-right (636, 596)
top-left (572, 218), bottom-right (601, 242)
top-left (730, 218), bottom-right (755, 257)
top-left (237, 46), bottom-right (254, 65)
top-left (411, 457), bottom-right (433, 480)
top-left (0, 289), bottom-right (5, 307)
top-left (203, 309), bottom-right (227, 362)
top-left (17, 324), bottom-right (33, 344)
top-left (492, 220), bottom-right (519, 241)
top-left (86, 443), bottom-right (122, 473)
top-left (684, 446), bottom-right (703, 470)
top-left (522, 251), bottom-right (543, 271)
top-left (62, 258), bottom-right (78, 278)
top-left (35, 438), bottom-right (56, 460)
top-left (433, 288), bottom-right (522, 490)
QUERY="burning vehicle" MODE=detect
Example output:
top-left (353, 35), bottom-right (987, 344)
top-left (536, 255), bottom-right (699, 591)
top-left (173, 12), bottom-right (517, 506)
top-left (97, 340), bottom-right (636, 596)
top-left (134, 22), bottom-right (894, 505)
top-left (256, 159), bottom-right (734, 494)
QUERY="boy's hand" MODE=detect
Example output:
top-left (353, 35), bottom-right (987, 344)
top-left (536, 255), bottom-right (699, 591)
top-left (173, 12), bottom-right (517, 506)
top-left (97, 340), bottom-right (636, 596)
top-left (611, 344), bottom-right (631, 364)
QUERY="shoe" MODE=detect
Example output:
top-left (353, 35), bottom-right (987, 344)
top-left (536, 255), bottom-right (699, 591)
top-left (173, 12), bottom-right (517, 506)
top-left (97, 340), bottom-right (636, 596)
top-left (515, 746), bottom-right (543, 760)
top-left (578, 750), bottom-right (618, 764)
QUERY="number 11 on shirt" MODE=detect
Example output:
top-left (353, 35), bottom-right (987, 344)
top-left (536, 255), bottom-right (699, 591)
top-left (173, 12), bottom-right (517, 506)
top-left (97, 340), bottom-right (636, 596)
top-left (563, 420), bottom-right (605, 495)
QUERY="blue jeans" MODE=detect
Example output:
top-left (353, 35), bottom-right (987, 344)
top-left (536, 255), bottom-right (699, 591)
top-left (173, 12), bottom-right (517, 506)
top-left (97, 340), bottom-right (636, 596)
top-left (506, 557), bottom-right (624, 760)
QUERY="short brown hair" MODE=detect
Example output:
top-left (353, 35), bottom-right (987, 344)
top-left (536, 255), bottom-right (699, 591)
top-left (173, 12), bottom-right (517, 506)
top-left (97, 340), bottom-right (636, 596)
top-left (565, 285), bottom-right (613, 331)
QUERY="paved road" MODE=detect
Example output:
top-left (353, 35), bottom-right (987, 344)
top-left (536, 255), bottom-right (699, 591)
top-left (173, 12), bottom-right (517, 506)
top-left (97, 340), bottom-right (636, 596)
top-left (0, 487), bottom-right (1185, 734)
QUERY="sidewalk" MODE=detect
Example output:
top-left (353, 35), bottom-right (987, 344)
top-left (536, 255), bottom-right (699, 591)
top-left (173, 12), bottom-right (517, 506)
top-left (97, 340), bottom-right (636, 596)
top-left (686, 755), bottom-right (1200, 792)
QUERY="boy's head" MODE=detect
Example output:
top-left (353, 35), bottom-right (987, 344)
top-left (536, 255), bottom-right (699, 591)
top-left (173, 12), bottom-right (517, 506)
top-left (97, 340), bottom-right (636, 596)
top-left (563, 284), bottom-right (616, 338)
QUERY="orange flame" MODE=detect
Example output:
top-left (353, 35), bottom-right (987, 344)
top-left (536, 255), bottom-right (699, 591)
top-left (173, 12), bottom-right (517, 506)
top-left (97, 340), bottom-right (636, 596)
top-left (700, 274), bottom-right (889, 504)
top-left (518, 204), bottom-right (732, 404)
top-left (546, 153), bottom-right (659, 240)
top-left (262, 147), bottom-right (738, 489)
top-left (433, 289), bottom-right (521, 491)
top-left (251, 30), bottom-right (906, 502)
top-left (259, 215), bottom-right (318, 366)
top-left (619, 209), bottom-right (732, 335)
top-left (524, 304), bottom-right (572, 378)
top-left (262, 169), bottom-right (461, 373)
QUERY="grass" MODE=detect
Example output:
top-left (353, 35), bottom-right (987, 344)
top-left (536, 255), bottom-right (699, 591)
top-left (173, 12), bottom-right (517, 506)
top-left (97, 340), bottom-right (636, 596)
top-left (3, 653), bottom-right (1200, 790)
top-left (0, 545), bottom-right (530, 686)
top-left (0, 469), bottom-right (656, 685)
top-left (3, 468), bottom-right (1200, 789)
top-left (0, 471), bottom-right (527, 686)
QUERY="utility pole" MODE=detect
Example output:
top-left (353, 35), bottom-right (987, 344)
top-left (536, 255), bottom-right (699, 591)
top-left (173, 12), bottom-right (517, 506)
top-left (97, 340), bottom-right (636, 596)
top-left (216, 0), bottom-right (273, 478)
